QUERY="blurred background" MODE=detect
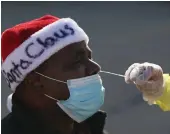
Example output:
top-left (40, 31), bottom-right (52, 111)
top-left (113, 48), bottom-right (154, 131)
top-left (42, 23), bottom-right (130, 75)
top-left (1, 1), bottom-right (170, 134)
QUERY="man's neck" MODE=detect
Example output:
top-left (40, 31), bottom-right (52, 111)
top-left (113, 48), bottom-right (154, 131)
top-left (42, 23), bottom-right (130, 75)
top-left (11, 96), bottom-right (107, 134)
top-left (41, 105), bottom-right (75, 134)
top-left (12, 99), bottom-right (74, 134)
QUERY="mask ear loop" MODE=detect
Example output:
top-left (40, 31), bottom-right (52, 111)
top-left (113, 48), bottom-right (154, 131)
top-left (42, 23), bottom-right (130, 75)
top-left (100, 70), bottom-right (125, 78)
top-left (35, 72), bottom-right (67, 101)
top-left (44, 94), bottom-right (58, 101)
top-left (35, 72), bottom-right (67, 84)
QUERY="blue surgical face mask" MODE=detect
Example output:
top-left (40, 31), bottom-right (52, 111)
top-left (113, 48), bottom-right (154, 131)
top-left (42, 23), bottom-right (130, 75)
top-left (35, 72), bottom-right (105, 123)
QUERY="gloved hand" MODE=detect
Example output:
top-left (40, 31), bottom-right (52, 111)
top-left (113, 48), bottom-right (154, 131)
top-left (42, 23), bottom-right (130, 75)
top-left (124, 62), bottom-right (165, 105)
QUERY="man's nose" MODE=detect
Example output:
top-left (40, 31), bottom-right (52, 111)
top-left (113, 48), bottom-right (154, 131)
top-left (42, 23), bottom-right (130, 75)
top-left (85, 60), bottom-right (101, 76)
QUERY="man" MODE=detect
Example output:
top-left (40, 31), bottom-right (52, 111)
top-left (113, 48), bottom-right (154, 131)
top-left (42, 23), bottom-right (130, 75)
top-left (1, 15), bottom-right (169, 134)
top-left (1, 15), bottom-right (106, 134)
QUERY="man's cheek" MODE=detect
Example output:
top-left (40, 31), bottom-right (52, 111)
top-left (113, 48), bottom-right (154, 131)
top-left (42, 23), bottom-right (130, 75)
top-left (63, 68), bottom-right (86, 80)
top-left (44, 82), bottom-right (70, 100)
top-left (57, 84), bottom-right (70, 100)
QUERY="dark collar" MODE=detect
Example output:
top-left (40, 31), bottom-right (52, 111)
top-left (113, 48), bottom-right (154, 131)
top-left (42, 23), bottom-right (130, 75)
top-left (10, 102), bottom-right (107, 134)
top-left (84, 110), bottom-right (107, 134)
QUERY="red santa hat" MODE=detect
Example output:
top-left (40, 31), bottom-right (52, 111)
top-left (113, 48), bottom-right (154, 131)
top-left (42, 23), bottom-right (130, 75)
top-left (1, 15), bottom-right (89, 91)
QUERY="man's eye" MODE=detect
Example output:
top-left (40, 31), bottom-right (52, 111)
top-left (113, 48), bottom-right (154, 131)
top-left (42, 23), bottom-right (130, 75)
top-left (74, 60), bottom-right (81, 64)
top-left (89, 57), bottom-right (93, 60)
top-left (73, 58), bottom-right (83, 65)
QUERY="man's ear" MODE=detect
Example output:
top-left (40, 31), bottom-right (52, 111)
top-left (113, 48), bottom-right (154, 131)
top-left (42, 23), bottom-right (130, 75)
top-left (24, 71), bottom-right (44, 90)
top-left (14, 71), bottom-right (50, 110)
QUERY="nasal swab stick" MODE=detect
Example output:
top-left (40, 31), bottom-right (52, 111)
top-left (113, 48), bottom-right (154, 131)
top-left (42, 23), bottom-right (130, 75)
top-left (100, 71), bottom-right (125, 78)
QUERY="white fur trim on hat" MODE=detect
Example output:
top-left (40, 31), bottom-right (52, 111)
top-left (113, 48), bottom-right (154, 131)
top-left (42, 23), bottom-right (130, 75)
top-left (2, 18), bottom-right (89, 91)
top-left (7, 94), bottom-right (13, 112)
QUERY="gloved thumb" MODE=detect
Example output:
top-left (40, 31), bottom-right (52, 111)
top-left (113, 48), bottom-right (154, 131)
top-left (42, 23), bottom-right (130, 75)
top-left (130, 65), bottom-right (153, 85)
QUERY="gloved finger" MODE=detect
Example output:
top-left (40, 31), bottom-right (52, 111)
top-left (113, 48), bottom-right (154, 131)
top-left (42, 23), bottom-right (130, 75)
top-left (129, 63), bottom-right (153, 83)
top-left (124, 63), bottom-right (140, 84)
top-left (136, 76), bottom-right (163, 93)
top-left (143, 62), bottom-right (163, 81)
top-left (130, 63), bottom-right (160, 84)
top-left (133, 65), bottom-right (153, 83)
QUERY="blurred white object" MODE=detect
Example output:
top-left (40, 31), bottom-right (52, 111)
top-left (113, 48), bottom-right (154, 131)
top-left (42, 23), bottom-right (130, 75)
top-left (7, 94), bottom-right (13, 112)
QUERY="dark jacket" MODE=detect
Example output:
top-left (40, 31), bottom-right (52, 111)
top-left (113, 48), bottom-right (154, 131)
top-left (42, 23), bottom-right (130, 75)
top-left (2, 103), bottom-right (107, 134)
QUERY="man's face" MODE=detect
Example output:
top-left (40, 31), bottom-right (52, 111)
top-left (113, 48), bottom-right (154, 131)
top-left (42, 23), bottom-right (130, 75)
top-left (36, 41), bottom-right (101, 101)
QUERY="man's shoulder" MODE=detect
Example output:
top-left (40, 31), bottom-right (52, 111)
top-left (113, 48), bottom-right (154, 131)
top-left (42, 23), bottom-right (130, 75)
top-left (2, 113), bottom-right (13, 126)
top-left (1, 113), bottom-right (17, 134)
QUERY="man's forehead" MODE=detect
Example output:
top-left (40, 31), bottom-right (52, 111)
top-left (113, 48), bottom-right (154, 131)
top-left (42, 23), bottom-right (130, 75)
top-left (66, 41), bottom-right (90, 52)
top-left (50, 41), bottom-right (91, 62)
top-left (60, 41), bottom-right (91, 56)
